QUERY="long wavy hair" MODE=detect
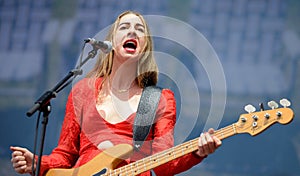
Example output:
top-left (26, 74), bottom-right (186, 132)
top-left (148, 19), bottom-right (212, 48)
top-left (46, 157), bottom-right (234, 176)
top-left (86, 11), bottom-right (158, 88)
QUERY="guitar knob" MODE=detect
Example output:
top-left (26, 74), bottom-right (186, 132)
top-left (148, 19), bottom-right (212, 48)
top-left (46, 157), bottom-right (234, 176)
top-left (279, 98), bottom-right (291, 108)
top-left (276, 111), bottom-right (282, 117)
top-left (252, 121), bottom-right (258, 127)
top-left (267, 101), bottom-right (279, 109)
top-left (264, 113), bottom-right (270, 119)
top-left (241, 117), bottom-right (247, 122)
top-left (252, 115), bottom-right (258, 121)
top-left (244, 104), bottom-right (256, 113)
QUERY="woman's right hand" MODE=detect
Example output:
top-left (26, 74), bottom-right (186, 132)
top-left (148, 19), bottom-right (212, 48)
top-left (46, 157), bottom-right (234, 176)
top-left (10, 146), bottom-right (35, 174)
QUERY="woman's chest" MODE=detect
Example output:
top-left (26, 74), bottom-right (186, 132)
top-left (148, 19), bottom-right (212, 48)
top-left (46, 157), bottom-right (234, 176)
top-left (96, 93), bottom-right (141, 124)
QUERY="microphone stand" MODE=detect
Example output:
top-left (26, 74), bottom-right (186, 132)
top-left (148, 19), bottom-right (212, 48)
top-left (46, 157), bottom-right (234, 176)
top-left (26, 47), bottom-right (98, 176)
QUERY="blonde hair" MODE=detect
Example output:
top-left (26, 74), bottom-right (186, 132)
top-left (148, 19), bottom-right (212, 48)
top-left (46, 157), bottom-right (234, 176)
top-left (86, 11), bottom-right (158, 88)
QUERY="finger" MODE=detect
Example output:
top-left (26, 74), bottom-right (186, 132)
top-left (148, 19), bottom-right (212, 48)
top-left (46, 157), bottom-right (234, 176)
top-left (13, 160), bottom-right (26, 169)
top-left (11, 151), bottom-right (23, 158)
top-left (11, 146), bottom-right (34, 162)
top-left (204, 132), bottom-right (215, 153)
top-left (201, 133), bottom-right (211, 155)
top-left (207, 129), bottom-right (222, 149)
top-left (212, 136), bottom-right (222, 147)
top-left (208, 128), bottom-right (215, 134)
top-left (11, 155), bottom-right (25, 164)
top-left (10, 146), bottom-right (28, 153)
top-left (14, 165), bottom-right (26, 174)
top-left (197, 133), bottom-right (205, 155)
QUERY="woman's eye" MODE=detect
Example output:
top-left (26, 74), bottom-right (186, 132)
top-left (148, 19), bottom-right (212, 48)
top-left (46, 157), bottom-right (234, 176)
top-left (137, 28), bottom-right (145, 33)
top-left (119, 26), bottom-right (127, 30)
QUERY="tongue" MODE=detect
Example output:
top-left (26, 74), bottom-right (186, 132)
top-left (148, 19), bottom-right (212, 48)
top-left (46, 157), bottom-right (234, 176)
top-left (124, 47), bottom-right (136, 53)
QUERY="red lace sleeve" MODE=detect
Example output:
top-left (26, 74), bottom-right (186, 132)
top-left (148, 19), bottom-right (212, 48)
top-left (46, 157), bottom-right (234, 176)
top-left (151, 89), bottom-right (205, 176)
top-left (38, 80), bottom-right (86, 175)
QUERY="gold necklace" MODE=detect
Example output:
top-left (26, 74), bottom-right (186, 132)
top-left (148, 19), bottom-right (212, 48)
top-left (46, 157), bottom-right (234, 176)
top-left (108, 76), bottom-right (135, 93)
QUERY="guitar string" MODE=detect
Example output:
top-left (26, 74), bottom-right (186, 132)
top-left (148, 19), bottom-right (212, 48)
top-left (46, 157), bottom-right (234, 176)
top-left (106, 140), bottom-right (198, 176)
top-left (111, 110), bottom-right (289, 175)
top-left (109, 125), bottom-right (237, 175)
top-left (129, 127), bottom-right (234, 175)
top-left (213, 124), bottom-right (237, 139)
top-left (114, 139), bottom-right (202, 175)
top-left (111, 125), bottom-right (237, 175)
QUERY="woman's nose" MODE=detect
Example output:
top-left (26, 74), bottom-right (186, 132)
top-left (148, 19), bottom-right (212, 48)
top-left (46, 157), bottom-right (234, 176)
top-left (127, 27), bottom-right (137, 38)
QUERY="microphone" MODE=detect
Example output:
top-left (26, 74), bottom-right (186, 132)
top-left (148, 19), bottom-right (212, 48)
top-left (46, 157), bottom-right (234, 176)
top-left (84, 38), bottom-right (112, 53)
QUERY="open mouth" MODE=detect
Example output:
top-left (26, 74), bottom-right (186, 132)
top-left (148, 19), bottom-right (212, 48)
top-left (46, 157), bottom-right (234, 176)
top-left (123, 39), bottom-right (137, 52)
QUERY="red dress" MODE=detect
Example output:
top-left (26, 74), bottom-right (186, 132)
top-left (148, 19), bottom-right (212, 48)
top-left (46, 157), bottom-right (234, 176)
top-left (39, 78), bottom-right (204, 175)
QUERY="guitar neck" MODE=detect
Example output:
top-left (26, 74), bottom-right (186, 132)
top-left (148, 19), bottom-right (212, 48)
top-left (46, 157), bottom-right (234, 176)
top-left (104, 123), bottom-right (237, 176)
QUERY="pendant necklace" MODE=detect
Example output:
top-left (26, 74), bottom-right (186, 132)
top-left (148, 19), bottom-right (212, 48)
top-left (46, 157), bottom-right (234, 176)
top-left (109, 76), bottom-right (135, 93)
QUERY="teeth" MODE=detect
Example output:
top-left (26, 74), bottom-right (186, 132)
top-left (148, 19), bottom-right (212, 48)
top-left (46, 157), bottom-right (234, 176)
top-left (128, 41), bottom-right (134, 44)
top-left (125, 41), bottom-right (135, 45)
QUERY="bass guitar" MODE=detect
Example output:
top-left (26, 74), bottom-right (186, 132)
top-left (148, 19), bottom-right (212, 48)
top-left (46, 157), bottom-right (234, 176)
top-left (46, 98), bottom-right (294, 176)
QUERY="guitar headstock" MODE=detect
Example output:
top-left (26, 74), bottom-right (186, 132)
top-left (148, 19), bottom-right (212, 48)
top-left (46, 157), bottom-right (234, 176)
top-left (235, 98), bottom-right (294, 136)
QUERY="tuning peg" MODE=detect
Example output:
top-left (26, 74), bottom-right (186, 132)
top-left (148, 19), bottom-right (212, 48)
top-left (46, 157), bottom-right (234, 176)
top-left (267, 101), bottom-right (279, 109)
top-left (244, 104), bottom-right (256, 113)
top-left (279, 98), bottom-right (291, 108)
top-left (259, 103), bottom-right (264, 111)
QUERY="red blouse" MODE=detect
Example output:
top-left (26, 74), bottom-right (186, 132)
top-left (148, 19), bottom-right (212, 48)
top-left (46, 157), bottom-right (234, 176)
top-left (39, 78), bottom-right (204, 176)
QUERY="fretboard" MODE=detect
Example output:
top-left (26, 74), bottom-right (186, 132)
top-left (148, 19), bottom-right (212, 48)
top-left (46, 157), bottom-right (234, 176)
top-left (102, 123), bottom-right (237, 176)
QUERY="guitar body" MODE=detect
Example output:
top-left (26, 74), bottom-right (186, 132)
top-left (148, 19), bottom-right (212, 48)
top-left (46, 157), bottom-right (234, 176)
top-left (45, 144), bottom-right (134, 176)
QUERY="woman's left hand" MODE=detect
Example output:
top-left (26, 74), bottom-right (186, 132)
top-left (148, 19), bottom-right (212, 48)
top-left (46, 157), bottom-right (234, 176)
top-left (195, 128), bottom-right (222, 157)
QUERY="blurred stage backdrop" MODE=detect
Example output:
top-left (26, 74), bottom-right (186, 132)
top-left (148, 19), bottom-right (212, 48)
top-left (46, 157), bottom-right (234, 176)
top-left (1, 0), bottom-right (300, 175)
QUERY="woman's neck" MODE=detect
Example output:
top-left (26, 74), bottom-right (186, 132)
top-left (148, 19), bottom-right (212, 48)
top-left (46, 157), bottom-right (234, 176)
top-left (110, 57), bottom-right (139, 92)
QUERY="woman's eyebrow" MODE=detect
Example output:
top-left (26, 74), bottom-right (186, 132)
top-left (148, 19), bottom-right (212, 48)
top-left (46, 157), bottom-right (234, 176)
top-left (118, 22), bottom-right (145, 28)
top-left (135, 23), bottom-right (145, 28)
top-left (119, 22), bottom-right (130, 26)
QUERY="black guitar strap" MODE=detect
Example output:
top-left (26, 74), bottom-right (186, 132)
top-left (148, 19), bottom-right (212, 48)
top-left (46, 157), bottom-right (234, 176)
top-left (133, 86), bottom-right (162, 151)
